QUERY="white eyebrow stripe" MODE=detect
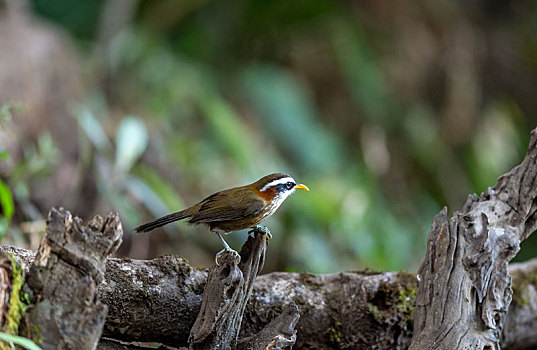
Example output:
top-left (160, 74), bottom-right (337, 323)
top-left (260, 177), bottom-right (294, 192)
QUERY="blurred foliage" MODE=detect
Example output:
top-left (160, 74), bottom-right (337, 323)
top-left (0, 179), bottom-right (13, 240)
top-left (0, 0), bottom-right (536, 273)
top-left (0, 333), bottom-right (41, 350)
top-left (0, 106), bottom-right (14, 240)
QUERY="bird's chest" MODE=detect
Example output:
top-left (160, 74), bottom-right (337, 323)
top-left (259, 198), bottom-right (284, 221)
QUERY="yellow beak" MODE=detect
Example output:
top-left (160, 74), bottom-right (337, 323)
top-left (294, 183), bottom-right (309, 191)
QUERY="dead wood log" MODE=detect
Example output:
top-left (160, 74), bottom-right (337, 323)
top-left (409, 128), bottom-right (537, 349)
top-left (2, 245), bottom-right (536, 349)
top-left (23, 207), bottom-right (122, 350)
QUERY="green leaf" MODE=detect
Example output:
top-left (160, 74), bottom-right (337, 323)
top-left (133, 165), bottom-right (185, 211)
top-left (124, 176), bottom-right (171, 220)
top-left (75, 107), bottom-right (113, 153)
top-left (240, 65), bottom-right (343, 173)
top-left (0, 332), bottom-right (41, 350)
top-left (0, 179), bottom-right (14, 219)
top-left (0, 149), bottom-right (8, 160)
top-left (115, 116), bottom-right (148, 174)
top-left (0, 104), bottom-right (14, 123)
top-left (0, 217), bottom-right (7, 241)
top-left (198, 89), bottom-right (255, 171)
top-left (0, 103), bottom-right (25, 124)
top-left (330, 20), bottom-right (394, 124)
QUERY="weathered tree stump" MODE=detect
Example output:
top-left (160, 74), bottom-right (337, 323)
top-left (23, 207), bottom-right (122, 350)
top-left (189, 229), bottom-right (299, 350)
top-left (409, 129), bottom-right (537, 349)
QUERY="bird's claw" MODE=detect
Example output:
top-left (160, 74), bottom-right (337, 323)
top-left (215, 248), bottom-right (241, 266)
top-left (248, 225), bottom-right (272, 243)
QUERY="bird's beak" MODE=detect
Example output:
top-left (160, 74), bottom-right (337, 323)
top-left (294, 183), bottom-right (309, 191)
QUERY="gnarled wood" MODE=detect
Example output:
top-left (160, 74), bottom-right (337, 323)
top-left (1, 246), bottom-right (536, 349)
top-left (237, 302), bottom-right (300, 350)
top-left (24, 207), bottom-right (122, 350)
top-left (189, 229), bottom-right (299, 350)
top-left (409, 128), bottom-right (537, 350)
top-left (188, 231), bottom-right (266, 349)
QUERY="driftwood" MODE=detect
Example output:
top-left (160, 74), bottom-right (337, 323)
top-left (2, 245), bottom-right (537, 349)
top-left (22, 207), bottom-right (122, 349)
top-left (189, 229), bottom-right (299, 350)
top-left (409, 129), bottom-right (537, 350)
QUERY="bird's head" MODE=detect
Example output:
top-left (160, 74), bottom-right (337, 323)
top-left (254, 173), bottom-right (309, 205)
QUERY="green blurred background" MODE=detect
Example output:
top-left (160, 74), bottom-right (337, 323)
top-left (0, 0), bottom-right (536, 273)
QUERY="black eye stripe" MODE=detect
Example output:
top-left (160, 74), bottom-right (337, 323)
top-left (260, 177), bottom-right (296, 192)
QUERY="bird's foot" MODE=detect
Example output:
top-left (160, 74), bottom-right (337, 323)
top-left (248, 225), bottom-right (272, 243)
top-left (215, 247), bottom-right (241, 266)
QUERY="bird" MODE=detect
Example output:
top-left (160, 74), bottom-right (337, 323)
top-left (134, 173), bottom-right (309, 264)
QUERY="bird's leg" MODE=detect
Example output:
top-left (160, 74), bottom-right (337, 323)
top-left (248, 225), bottom-right (272, 243)
top-left (213, 229), bottom-right (240, 265)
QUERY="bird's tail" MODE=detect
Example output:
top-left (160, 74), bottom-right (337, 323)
top-left (134, 209), bottom-right (193, 233)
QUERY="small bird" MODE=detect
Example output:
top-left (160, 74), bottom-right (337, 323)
top-left (134, 173), bottom-right (309, 263)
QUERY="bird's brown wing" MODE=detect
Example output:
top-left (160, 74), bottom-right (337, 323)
top-left (189, 188), bottom-right (265, 223)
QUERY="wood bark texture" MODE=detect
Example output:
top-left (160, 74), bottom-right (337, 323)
top-left (4, 246), bottom-right (537, 349)
top-left (237, 302), bottom-right (300, 350)
top-left (409, 128), bottom-right (537, 350)
top-left (23, 207), bottom-right (122, 350)
top-left (502, 260), bottom-right (537, 350)
top-left (188, 229), bottom-right (299, 350)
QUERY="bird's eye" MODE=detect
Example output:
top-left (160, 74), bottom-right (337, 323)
top-left (285, 182), bottom-right (294, 190)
